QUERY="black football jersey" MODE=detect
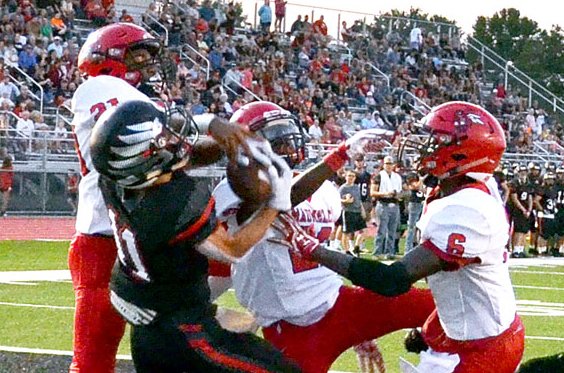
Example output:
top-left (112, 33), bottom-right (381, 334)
top-left (100, 171), bottom-right (217, 314)
top-left (538, 185), bottom-right (559, 216)
top-left (354, 170), bottom-right (372, 202)
top-left (556, 181), bottom-right (564, 210)
top-left (509, 178), bottom-right (533, 205)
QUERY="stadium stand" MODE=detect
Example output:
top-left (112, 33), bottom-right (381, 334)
top-left (0, 0), bottom-right (562, 215)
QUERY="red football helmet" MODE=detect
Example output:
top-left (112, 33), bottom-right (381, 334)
top-left (77, 23), bottom-right (161, 86)
top-left (230, 101), bottom-right (307, 168)
top-left (399, 101), bottom-right (506, 180)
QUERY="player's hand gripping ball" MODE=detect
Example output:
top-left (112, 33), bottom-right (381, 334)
top-left (226, 137), bottom-right (273, 203)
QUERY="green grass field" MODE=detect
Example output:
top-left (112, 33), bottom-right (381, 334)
top-left (0, 240), bottom-right (563, 372)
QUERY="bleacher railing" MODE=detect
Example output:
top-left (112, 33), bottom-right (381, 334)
top-left (465, 37), bottom-right (564, 116)
top-left (9, 65), bottom-right (44, 114)
top-left (467, 35), bottom-right (564, 113)
top-left (141, 12), bottom-right (169, 46)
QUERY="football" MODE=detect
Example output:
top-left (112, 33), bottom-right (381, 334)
top-left (226, 153), bottom-right (272, 203)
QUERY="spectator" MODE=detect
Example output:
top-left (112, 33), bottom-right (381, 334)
top-left (339, 169), bottom-right (367, 255)
top-left (66, 168), bottom-right (78, 214)
top-left (289, 14), bottom-right (302, 34)
top-left (0, 156), bottom-right (14, 216)
top-left (312, 15), bottom-right (328, 36)
top-left (61, 0), bottom-right (75, 28)
top-left (274, 0), bottom-right (287, 33)
top-left (15, 110), bottom-right (34, 153)
top-left (18, 44), bottom-right (38, 75)
top-left (360, 111), bottom-right (377, 130)
top-left (84, 0), bottom-right (108, 26)
top-left (308, 118), bottom-right (323, 142)
top-left (0, 75), bottom-right (20, 102)
top-left (51, 119), bottom-right (69, 153)
top-left (119, 9), bottom-right (134, 23)
top-left (370, 155), bottom-right (403, 258)
top-left (258, 0), bottom-right (272, 33)
top-left (50, 12), bottom-right (68, 39)
top-left (404, 172), bottom-right (424, 253)
top-left (409, 25), bottom-right (422, 51)
top-left (47, 36), bottom-right (64, 58)
top-left (0, 92), bottom-right (15, 109)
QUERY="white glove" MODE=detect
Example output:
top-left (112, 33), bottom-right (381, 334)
top-left (265, 153), bottom-right (292, 211)
top-left (345, 128), bottom-right (394, 158)
top-left (236, 137), bottom-right (274, 168)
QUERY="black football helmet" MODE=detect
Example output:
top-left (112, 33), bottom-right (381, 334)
top-left (90, 100), bottom-right (198, 189)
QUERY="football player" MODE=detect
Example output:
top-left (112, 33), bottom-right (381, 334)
top-left (284, 102), bottom-right (525, 373)
top-left (556, 167), bottom-right (564, 255)
top-left (213, 101), bottom-right (435, 373)
top-left (526, 162), bottom-right (542, 254)
top-left (534, 172), bottom-right (559, 255)
top-left (90, 99), bottom-right (301, 373)
top-left (68, 23), bottom-right (250, 372)
top-left (508, 165), bottom-right (533, 258)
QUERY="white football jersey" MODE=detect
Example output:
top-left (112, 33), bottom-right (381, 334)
top-left (417, 180), bottom-right (516, 341)
top-left (213, 179), bottom-right (343, 327)
top-left (71, 75), bottom-right (152, 235)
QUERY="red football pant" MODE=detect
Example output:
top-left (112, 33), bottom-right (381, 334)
top-left (262, 285), bottom-right (435, 373)
top-left (423, 309), bottom-right (525, 373)
top-left (68, 234), bottom-right (126, 373)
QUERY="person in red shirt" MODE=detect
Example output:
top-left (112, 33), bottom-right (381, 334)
top-left (313, 15), bottom-right (327, 35)
top-left (118, 9), bottom-right (134, 23)
top-left (0, 156), bottom-right (14, 217)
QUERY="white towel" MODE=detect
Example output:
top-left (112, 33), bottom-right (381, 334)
top-left (379, 170), bottom-right (403, 193)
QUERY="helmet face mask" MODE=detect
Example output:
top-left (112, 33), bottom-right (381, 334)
top-left (399, 101), bottom-right (506, 182)
top-left (91, 100), bottom-right (198, 189)
top-left (230, 101), bottom-right (307, 168)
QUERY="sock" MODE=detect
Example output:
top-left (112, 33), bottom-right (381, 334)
top-left (514, 246), bottom-right (524, 254)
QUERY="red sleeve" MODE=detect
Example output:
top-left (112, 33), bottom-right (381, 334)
top-left (208, 259), bottom-right (231, 277)
top-left (421, 239), bottom-right (481, 271)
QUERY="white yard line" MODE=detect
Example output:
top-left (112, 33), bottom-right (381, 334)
top-left (524, 336), bottom-right (564, 341)
top-left (510, 270), bottom-right (564, 276)
top-left (514, 285), bottom-right (564, 291)
top-left (0, 346), bottom-right (131, 360)
top-left (0, 302), bottom-right (73, 310)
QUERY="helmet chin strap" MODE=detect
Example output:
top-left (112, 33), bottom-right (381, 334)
top-left (436, 156), bottom-right (491, 180)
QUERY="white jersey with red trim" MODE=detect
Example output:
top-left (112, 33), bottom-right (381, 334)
top-left (213, 179), bottom-right (343, 327)
top-left (71, 75), bottom-right (151, 235)
top-left (417, 180), bottom-right (516, 341)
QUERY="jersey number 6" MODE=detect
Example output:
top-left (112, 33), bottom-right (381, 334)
top-left (447, 233), bottom-right (466, 256)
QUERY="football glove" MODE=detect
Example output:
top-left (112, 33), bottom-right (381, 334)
top-left (268, 212), bottom-right (320, 259)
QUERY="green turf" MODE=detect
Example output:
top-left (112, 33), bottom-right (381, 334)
top-left (0, 241), bottom-right (563, 372)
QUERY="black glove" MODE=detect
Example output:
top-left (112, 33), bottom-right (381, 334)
top-left (404, 328), bottom-right (428, 354)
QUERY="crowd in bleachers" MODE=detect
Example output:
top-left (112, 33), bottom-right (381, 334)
top-left (0, 0), bottom-right (562, 164)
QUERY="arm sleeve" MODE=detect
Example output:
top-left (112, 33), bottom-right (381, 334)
top-left (348, 258), bottom-right (413, 297)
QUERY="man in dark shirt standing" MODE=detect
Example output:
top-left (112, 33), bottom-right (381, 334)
top-left (404, 172), bottom-right (424, 253)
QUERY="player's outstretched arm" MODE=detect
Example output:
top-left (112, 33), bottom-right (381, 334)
top-left (273, 212), bottom-right (444, 296)
top-left (291, 129), bottom-right (393, 206)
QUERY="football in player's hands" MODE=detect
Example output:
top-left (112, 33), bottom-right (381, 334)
top-left (226, 143), bottom-right (272, 203)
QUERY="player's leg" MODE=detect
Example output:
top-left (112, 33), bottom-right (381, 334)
top-left (452, 318), bottom-right (524, 373)
top-left (68, 234), bottom-right (126, 373)
top-left (262, 285), bottom-right (435, 373)
top-left (131, 310), bottom-right (299, 373)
